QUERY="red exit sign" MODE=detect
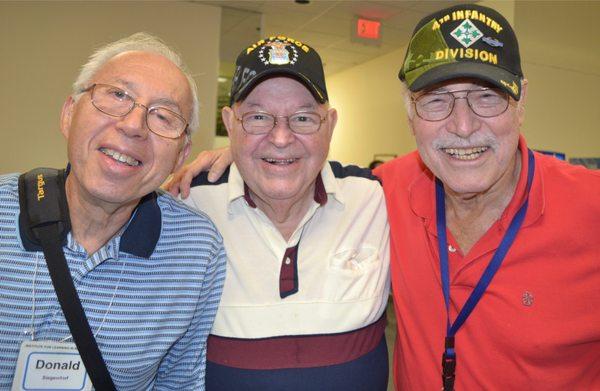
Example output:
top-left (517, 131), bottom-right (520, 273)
top-left (356, 18), bottom-right (381, 40)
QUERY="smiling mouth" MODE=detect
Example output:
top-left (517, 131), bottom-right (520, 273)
top-left (100, 147), bottom-right (141, 167)
top-left (443, 147), bottom-right (489, 161)
top-left (262, 158), bottom-right (298, 165)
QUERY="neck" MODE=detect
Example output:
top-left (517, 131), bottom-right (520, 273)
top-left (444, 151), bottom-right (522, 254)
top-left (66, 176), bottom-right (138, 255)
top-left (251, 185), bottom-right (316, 241)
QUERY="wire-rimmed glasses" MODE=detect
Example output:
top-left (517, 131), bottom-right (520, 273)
top-left (81, 83), bottom-right (188, 139)
top-left (236, 111), bottom-right (326, 135)
top-left (412, 87), bottom-right (510, 121)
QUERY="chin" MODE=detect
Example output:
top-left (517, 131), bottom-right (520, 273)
top-left (264, 190), bottom-right (300, 201)
top-left (445, 178), bottom-right (493, 196)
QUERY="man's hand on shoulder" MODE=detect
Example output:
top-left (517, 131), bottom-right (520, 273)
top-left (164, 147), bottom-right (232, 198)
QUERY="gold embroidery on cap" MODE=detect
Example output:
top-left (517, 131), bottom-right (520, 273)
top-left (500, 80), bottom-right (519, 96)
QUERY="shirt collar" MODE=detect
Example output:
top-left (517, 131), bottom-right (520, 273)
top-left (409, 135), bottom-right (544, 234)
top-left (228, 161), bottom-right (340, 212)
top-left (20, 172), bottom-right (162, 259)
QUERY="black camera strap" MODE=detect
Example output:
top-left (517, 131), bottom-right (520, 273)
top-left (18, 168), bottom-right (117, 391)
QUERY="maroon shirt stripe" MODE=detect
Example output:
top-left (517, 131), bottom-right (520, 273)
top-left (207, 315), bottom-right (386, 369)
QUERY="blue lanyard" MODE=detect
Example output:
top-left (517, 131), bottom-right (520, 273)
top-left (435, 149), bottom-right (535, 390)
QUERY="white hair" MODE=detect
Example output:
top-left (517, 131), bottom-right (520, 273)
top-left (72, 32), bottom-right (200, 134)
top-left (401, 82), bottom-right (416, 120)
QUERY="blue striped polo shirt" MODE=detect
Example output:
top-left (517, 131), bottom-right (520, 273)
top-left (0, 173), bottom-right (227, 390)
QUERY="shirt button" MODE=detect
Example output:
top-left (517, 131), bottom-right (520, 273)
top-left (285, 257), bottom-right (291, 265)
top-left (448, 245), bottom-right (457, 253)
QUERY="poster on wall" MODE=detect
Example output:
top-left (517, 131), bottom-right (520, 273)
top-left (369, 154), bottom-right (397, 169)
top-left (535, 150), bottom-right (566, 160)
top-left (569, 158), bottom-right (600, 170)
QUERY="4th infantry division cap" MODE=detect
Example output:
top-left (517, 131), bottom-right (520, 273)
top-left (229, 35), bottom-right (328, 106)
top-left (399, 4), bottom-right (524, 100)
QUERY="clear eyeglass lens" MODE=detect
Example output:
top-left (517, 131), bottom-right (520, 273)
top-left (468, 89), bottom-right (507, 116)
top-left (147, 108), bottom-right (186, 138)
top-left (93, 85), bottom-right (134, 116)
top-left (288, 112), bottom-right (321, 133)
top-left (415, 88), bottom-right (508, 120)
top-left (242, 112), bottom-right (275, 134)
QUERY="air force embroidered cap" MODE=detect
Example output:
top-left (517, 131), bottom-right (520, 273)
top-left (399, 4), bottom-right (523, 100)
top-left (229, 35), bottom-right (328, 105)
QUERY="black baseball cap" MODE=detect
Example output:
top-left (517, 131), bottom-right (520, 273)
top-left (229, 35), bottom-right (328, 105)
top-left (399, 4), bottom-right (523, 100)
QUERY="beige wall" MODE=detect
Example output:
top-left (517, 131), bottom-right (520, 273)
top-left (327, 48), bottom-right (414, 167)
top-left (327, 1), bottom-right (600, 167)
top-left (515, 1), bottom-right (600, 157)
top-left (0, 1), bottom-right (220, 173)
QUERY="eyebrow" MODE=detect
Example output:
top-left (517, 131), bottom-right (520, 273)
top-left (243, 102), bottom-right (319, 111)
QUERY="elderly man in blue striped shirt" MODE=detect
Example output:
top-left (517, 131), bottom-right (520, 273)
top-left (0, 33), bottom-right (226, 390)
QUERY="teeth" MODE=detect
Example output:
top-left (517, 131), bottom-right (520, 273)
top-left (443, 147), bottom-right (488, 160)
top-left (100, 148), bottom-right (141, 166)
top-left (263, 158), bottom-right (296, 165)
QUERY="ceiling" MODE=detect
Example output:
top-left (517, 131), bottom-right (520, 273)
top-left (191, 0), bottom-right (600, 80)
top-left (192, 0), bottom-right (474, 76)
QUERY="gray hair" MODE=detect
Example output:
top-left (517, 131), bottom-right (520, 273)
top-left (72, 32), bottom-right (200, 134)
top-left (401, 82), bottom-right (415, 120)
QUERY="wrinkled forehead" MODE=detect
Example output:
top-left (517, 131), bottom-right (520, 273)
top-left (93, 51), bottom-right (193, 112)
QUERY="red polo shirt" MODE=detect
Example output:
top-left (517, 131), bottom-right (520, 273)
top-left (375, 137), bottom-right (600, 390)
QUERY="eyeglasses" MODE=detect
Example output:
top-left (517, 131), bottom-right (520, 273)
top-left (236, 111), bottom-right (326, 135)
top-left (411, 87), bottom-right (510, 121)
top-left (81, 84), bottom-right (188, 139)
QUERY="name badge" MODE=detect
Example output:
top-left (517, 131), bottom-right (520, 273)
top-left (12, 340), bottom-right (92, 391)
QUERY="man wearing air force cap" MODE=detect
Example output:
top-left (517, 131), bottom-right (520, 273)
top-left (375, 3), bottom-right (600, 390)
top-left (179, 35), bottom-right (390, 390)
top-left (168, 4), bottom-right (600, 390)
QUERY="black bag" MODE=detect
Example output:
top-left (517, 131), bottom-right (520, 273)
top-left (19, 168), bottom-right (117, 391)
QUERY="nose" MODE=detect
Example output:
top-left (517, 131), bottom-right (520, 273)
top-left (446, 97), bottom-right (481, 138)
top-left (267, 117), bottom-right (295, 147)
top-left (116, 103), bottom-right (148, 139)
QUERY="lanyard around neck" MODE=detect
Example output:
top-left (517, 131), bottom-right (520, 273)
top-left (435, 149), bottom-right (535, 390)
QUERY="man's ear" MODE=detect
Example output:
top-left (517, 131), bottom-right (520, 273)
top-left (403, 91), bottom-right (417, 135)
top-left (517, 79), bottom-right (528, 127)
top-left (60, 96), bottom-right (76, 139)
top-left (221, 106), bottom-right (236, 138)
top-left (173, 137), bottom-right (192, 172)
top-left (325, 107), bottom-right (338, 141)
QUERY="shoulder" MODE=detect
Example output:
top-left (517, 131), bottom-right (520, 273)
top-left (326, 161), bottom-right (386, 208)
top-left (190, 166), bottom-right (231, 188)
top-left (327, 161), bottom-right (380, 183)
top-left (0, 173), bottom-right (21, 212)
top-left (536, 153), bottom-right (600, 202)
top-left (156, 190), bottom-right (223, 242)
top-left (374, 151), bottom-right (427, 186)
top-left (151, 191), bottom-right (225, 276)
top-left (0, 173), bottom-right (20, 194)
top-left (0, 174), bottom-right (27, 252)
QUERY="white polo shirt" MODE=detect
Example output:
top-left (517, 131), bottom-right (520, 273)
top-left (184, 161), bottom-right (389, 339)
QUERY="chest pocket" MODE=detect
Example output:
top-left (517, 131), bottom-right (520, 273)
top-left (324, 246), bottom-right (383, 301)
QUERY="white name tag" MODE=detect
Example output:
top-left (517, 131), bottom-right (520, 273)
top-left (12, 340), bottom-right (92, 391)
